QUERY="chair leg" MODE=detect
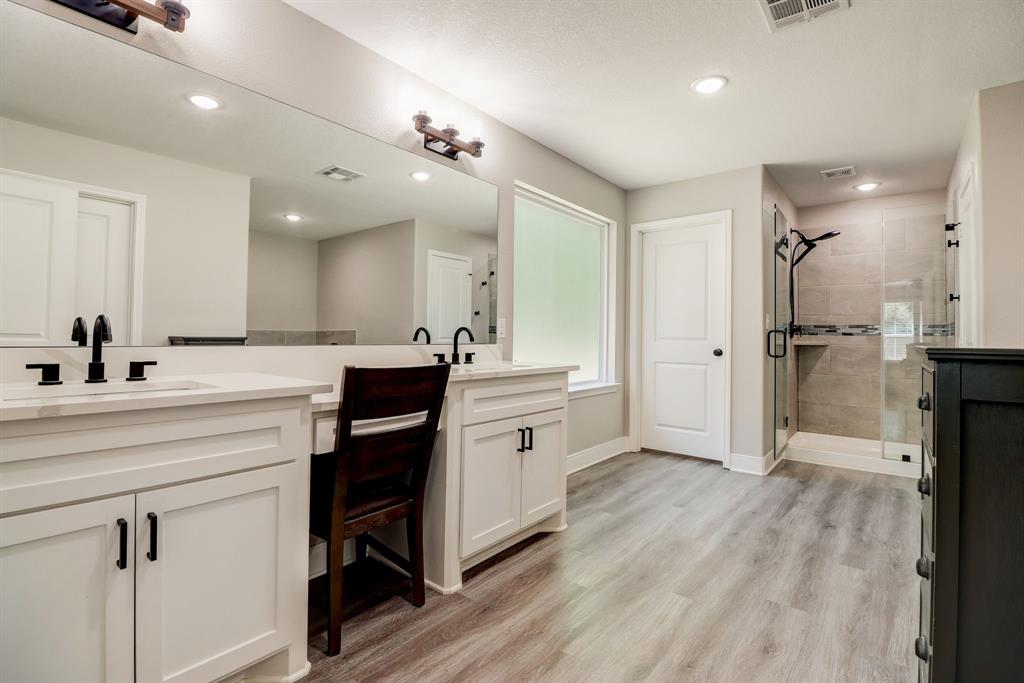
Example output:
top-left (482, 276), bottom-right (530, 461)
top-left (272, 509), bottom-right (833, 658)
top-left (355, 534), bottom-right (367, 562)
top-left (406, 511), bottom-right (426, 607)
top-left (326, 534), bottom-right (345, 656)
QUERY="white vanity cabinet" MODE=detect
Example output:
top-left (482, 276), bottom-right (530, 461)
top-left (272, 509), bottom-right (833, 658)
top-left (461, 408), bottom-right (566, 556)
top-left (0, 375), bottom-right (328, 683)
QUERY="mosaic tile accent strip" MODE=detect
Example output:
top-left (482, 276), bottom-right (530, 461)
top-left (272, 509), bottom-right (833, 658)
top-left (798, 323), bottom-right (955, 337)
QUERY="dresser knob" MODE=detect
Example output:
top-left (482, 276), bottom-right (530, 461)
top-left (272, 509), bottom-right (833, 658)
top-left (915, 636), bottom-right (929, 662)
top-left (916, 557), bottom-right (931, 580)
top-left (917, 393), bottom-right (931, 411)
top-left (917, 475), bottom-right (931, 496)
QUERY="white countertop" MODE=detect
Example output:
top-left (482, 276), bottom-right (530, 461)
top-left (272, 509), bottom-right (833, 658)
top-left (312, 361), bottom-right (578, 413)
top-left (0, 372), bottom-right (333, 422)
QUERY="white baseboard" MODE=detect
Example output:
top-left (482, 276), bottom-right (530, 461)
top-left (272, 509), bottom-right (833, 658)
top-left (729, 449), bottom-right (782, 476)
top-left (786, 432), bottom-right (918, 478)
top-left (567, 436), bottom-right (631, 474)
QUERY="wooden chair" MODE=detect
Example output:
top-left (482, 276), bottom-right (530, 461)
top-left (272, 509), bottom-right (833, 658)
top-left (309, 363), bottom-right (450, 656)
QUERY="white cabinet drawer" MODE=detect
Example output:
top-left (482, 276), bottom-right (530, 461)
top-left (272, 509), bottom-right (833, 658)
top-left (461, 378), bottom-right (567, 426)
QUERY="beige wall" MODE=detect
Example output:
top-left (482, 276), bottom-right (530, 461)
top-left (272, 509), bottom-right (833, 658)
top-left (247, 230), bottom-right (318, 331)
top-left (0, 116), bottom-right (250, 345)
top-left (947, 81), bottom-right (1024, 348)
top-left (627, 166), bottom-right (766, 461)
top-left (317, 220), bottom-right (415, 344)
top-left (13, 0), bottom-right (628, 453)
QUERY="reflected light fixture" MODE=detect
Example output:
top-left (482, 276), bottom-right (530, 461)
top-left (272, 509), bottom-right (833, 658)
top-left (410, 171), bottom-right (431, 182)
top-left (284, 213), bottom-right (302, 222)
top-left (690, 76), bottom-right (728, 94)
top-left (855, 182), bottom-right (881, 192)
top-left (188, 94), bottom-right (222, 110)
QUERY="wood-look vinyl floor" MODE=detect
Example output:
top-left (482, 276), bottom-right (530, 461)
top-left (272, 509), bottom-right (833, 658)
top-left (307, 452), bottom-right (919, 683)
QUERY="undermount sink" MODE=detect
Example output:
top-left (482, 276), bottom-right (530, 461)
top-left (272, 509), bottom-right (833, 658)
top-left (1, 379), bottom-right (216, 402)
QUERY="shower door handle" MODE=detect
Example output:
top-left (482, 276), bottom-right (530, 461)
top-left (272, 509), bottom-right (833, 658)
top-left (766, 329), bottom-right (786, 359)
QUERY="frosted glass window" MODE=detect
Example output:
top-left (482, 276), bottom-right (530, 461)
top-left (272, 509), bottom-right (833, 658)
top-left (513, 190), bottom-right (609, 386)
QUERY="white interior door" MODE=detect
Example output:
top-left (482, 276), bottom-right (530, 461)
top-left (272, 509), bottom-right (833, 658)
top-left (428, 250), bottom-right (473, 343)
top-left (0, 170), bottom-right (78, 345)
top-left (0, 495), bottom-right (135, 683)
top-left (135, 467), bottom-right (295, 683)
top-left (76, 196), bottom-right (134, 344)
top-left (641, 218), bottom-right (728, 461)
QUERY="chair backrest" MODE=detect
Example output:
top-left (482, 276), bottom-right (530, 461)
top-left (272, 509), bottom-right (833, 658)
top-left (333, 364), bottom-right (450, 488)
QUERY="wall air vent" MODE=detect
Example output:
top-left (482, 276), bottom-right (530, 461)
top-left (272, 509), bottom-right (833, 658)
top-left (316, 165), bottom-right (364, 182)
top-left (759, 0), bottom-right (850, 33)
top-left (819, 165), bottom-right (857, 180)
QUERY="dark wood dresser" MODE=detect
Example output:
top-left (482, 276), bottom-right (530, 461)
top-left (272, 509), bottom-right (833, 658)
top-left (916, 348), bottom-right (1024, 683)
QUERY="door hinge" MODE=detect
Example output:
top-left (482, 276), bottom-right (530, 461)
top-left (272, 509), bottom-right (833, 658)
top-left (949, 293), bottom-right (961, 302)
top-left (947, 239), bottom-right (959, 248)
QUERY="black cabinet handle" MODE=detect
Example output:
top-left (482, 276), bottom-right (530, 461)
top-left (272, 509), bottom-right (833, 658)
top-left (917, 393), bottom-right (931, 411)
top-left (525, 426), bottom-right (534, 451)
top-left (146, 512), bottom-right (158, 561)
top-left (917, 475), bottom-right (931, 497)
top-left (516, 428), bottom-right (526, 453)
top-left (116, 518), bottom-right (128, 570)
top-left (914, 636), bottom-right (929, 662)
top-left (916, 557), bottom-right (931, 580)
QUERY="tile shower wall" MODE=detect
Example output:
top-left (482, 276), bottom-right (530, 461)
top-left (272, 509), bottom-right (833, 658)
top-left (797, 336), bottom-right (882, 439)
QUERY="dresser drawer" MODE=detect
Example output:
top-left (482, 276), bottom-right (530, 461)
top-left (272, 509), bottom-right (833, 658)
top-left (920, 442), bottom-right (934, 548)
top-left (920, 366), bottom-right (935, 452)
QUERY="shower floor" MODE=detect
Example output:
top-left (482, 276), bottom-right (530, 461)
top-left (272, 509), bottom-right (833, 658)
top-left (785, 431), bottom-right (919, 478)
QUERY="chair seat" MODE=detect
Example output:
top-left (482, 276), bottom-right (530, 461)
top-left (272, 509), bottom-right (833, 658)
top-left (344, 482), bottom-right (412, 523)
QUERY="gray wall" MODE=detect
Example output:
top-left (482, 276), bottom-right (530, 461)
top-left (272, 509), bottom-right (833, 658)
top-left (247, 230), bottom-right (318, 332)
top-left (317, 220), bottom-right (415, 344)
top-left (626, 166), bottom-right (767, 462)
top-left (16, 0), bottom-right (629, 454)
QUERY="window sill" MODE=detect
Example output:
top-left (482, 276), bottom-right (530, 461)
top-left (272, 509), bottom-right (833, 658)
top-left (568, 382), bottom-right (621, 400)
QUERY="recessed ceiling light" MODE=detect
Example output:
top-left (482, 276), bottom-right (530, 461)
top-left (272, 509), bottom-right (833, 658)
top-left (284, 213), bottom-right (302, 222)
top-left (690, 76), bottom-right (728, 94)
top-left (188, 94), bottom-right (222, 110)
top-left (855, 182), bottom-right (881, 192)
top-left (410, 171), bottom-right (431, 182)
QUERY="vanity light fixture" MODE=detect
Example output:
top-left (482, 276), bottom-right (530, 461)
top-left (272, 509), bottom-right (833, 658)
top-left (410, 171), bottom-right (431, 182)
top-left (690, 76), bottom-right (728, 94)
top-left (284, 213), bottom-right (302, 222)
top-left (55, 0), bottom-right (189, 33)
top-left (855, 182), bottom-right (881, 192)
top-left (188, 94), bottom-right (222, 110)
top-left (412, 111), bottom-right (485, 161)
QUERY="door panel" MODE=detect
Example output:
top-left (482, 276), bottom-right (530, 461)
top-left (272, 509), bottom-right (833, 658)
top-left (641, 219), bottom-right (728, 460)
top-left (0, 170), bottom-right (78, 345)
top-left (461, 416), bottom-right (522, 556)
top-left (521, 409), bottom-right (566, 526)
top-left (77, 196), bottom-right (133, 344)
top-left (135, 466), bottom-right (295, 683)
top-left (0, 495), bottom-right (135, 683)
top-left (428, 250), bottom-right (473, 343)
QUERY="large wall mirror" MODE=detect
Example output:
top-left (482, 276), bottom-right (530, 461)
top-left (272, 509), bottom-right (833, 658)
top-left (0, 4), bottom-right (498, 347)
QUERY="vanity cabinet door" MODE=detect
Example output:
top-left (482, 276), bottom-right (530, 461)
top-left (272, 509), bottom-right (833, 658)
top-left (0, 495), bottom-right (135, 683)
top-left (135, 465), bottom-right (300, 683)
top-left (521, 409), bottom-right (567, 526)
top-left (461, 416), bottom-right (524, 557)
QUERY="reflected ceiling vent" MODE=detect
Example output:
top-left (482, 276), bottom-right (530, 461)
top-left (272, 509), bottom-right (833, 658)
top-left (759, 0), bottom-right (850, 33)
top-left (316, 165), bottom-right (364, 182)
top-left (819, 165), bottom-right (857, 180)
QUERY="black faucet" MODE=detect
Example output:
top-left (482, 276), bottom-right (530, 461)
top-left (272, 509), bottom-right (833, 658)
top-left (452, 326), bottom-right (475, 365)
top-left (86, 314), bottom-right (113, 383)
top-left (71, 317), bottom-right (88, 347)
top-left (413, 327), bottom-right (431, 344)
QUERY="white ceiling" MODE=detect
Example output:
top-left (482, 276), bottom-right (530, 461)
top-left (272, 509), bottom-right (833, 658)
top-left (285, 0), bottom-right (1024, 206)
top-left (1, 3), bottom-right (497, 241)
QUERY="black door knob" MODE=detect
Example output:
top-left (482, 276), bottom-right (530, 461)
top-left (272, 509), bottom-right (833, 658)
top-left (713, 348), bottom-right (724, 357)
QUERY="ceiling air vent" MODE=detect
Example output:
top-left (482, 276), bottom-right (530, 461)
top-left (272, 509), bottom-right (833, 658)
top-left (759, 0), bottom-right (850, 33)
top-left (819, 165), bottom-right (857, 180)
top-left (316, 165), bottom-right (364, 182)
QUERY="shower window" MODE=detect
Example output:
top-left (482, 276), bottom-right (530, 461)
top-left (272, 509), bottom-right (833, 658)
top-left (883, 301), bottom-right (915, 361)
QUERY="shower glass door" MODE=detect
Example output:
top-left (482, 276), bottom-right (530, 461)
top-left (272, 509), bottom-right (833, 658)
top-left (880, 203), bottom-right (950, 462)
top-left (769, 205), bottom-right (790, 459)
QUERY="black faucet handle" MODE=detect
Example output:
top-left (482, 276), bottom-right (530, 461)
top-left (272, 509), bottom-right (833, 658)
top-left (464, 352), bottom-right (475, 364)
top-left (127, 361), bottom-right (158, 382)
top-left (433, 353), bottom-right (447, 365)
top-left (26, 363), bottom-right (62, 386)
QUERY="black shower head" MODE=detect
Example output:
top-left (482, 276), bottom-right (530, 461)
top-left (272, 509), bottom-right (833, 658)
top-left (789, 228), bottom-right (842, 269)
top-left (816, 230), bottom-right (841, 241)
